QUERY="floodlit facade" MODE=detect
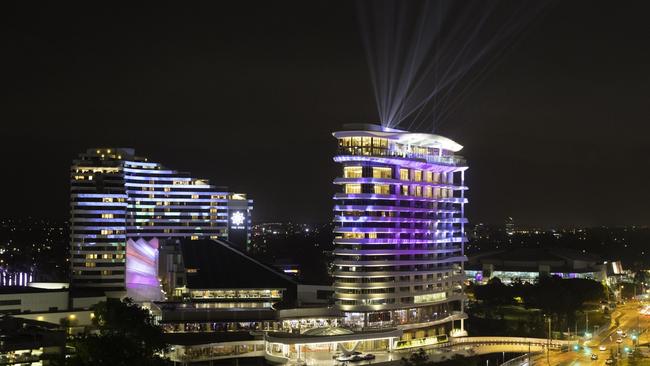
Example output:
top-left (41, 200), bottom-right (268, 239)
top-left (69, 148), bottom-right (252, 295)
top-left (332, 124), bottom-right (468, 339)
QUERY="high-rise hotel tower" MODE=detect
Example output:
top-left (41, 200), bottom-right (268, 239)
top-left (332, 124), bottom-right (468, 338)
top-left (70, 148), bottom-right (252, 297)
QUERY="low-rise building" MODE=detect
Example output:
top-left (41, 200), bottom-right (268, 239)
top-left (466, 247), bottom-right (607, 284)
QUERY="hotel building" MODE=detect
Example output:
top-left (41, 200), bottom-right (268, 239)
top-left (332, 124), bottom-right (468, 339)
top-left (69, 148), bottom-right (252, 297)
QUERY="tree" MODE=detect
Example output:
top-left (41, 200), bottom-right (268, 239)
top-left (69, 298), bottom-right (170, 366)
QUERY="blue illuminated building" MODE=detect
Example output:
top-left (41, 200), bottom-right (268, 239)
top-left (69, 148), bottom-right (252, 297)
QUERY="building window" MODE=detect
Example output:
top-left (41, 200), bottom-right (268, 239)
top-left (344, 166), bottom-right (363, 178)
top-left (0, 299), bottom-right (21, 306)
top-left (372, 138), bottom-right (388, 148)
top-left (343, 232), bottom-right (364, 239)
top-left (424, 186), bottom-right (432, 198)
top-left (425, 171), bottom-right (433, 182)
top-left (345, 184), bottom-right (361, 194)
top-left (414, 170), bottom-right (422, 181)
top-left (400, 169), bottom-right (409, 181)
top-left (401, 185), bottom-right (409, 195)
top-left (374, 184), bottom-right (390, 195)
top-left (372, 167), bottom-right (392, 179)
top-left (101, 213), bottom-right (114, 219)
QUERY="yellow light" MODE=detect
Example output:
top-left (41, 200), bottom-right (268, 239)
top-left (90, 312), bottom-right (95, 318)
top-left (37, 316), bottom-right (44, 321)
top-left (69, 314), bottom-right (76, 320)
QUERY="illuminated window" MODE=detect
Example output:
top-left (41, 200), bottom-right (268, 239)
top-left (425, 171), bottom-right (433, 182)
top-left (368, 232), bottom-right (378, 239)
top-left (86, 254), bottom-right (98, 259)
top-left (433, 172), bottom-right (440, 183)
top-left (191, 194), bottom-right (199, 199)
top-left (372, 167), bottom-right (392, 179)
top-left (400, 169), bottom-right (409, 181)
top-left (374, 184), bottom-right (390, 195)
top-left (345, 184), bottom-right (361, 194)
top-left (85, 262), bottom-right (96, 268)
top-left (351, 137), bottom-right (362, 147)
top-left (424, 186), bottom-right (433, 198)
top-left (101, 213), bottom-right (114, 219)
top-left (401, 185), bottom-right (409, 195)
top-left (100, 229), bottom-right (114, 235)
top-left (343, 232), bottom-right (364, 239)
top-left (414, 170), bottom-right (422, 181)
top-left (362, 137), bottom-right (372, 147)
top-left (415, 186), bottom-right (422, 197)
top-left (372, 138), bottom-right (387, 148)
top-left (344, 166), bottom-right (363, 178)
top-left (164, 187), bottom-right (171, 192)
top-left (190, 235), bottom-right (199, 240)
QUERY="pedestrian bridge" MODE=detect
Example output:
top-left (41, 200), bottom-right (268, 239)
top-left (445, 336), bottom-right (573, 348)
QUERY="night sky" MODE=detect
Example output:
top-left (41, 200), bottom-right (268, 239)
top-left (2, 1), bottom-right (650, 227)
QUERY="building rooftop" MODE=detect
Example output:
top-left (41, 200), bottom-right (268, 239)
top-left (180, 239), bottom-right (297, 290)
top-left (334, 123), bottom-right (463, 152)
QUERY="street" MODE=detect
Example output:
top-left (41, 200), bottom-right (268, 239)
top-left (532, 302), bottom-right (650, 366)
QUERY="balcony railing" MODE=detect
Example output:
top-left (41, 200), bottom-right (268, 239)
top-left (336, 147), bottom-right (466, 166)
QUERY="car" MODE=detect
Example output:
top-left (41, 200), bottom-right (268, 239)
top-left (591, 354), bottom-right (599, 360)
top-left (617, 329), bottom-right (623, 335)
top-left (617, 338), bottom-right (623, 343)
top-left (622, 332), bottom-right (627, 338)
top-left (599, 345), bottom-right (607, 351)
top-left (363, 354), bottom-right (376, 360)
top-left (605, 359), bottom-right (614, 365)
top-left (349, 355), bottom-right (365, 362)
top-left (336, 355), bottom-right (353, 362)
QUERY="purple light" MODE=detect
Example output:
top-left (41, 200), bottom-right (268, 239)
top-left (126, 238), bottom-right (161, 301)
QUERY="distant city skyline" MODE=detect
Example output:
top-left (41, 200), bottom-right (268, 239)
top-left (3, 1), bottom-right (650, 227)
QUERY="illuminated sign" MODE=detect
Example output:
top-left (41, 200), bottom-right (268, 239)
top-left (231, 211), bottom-right (245, 229)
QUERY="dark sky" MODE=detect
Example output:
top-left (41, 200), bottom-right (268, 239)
top-left (2, 1), bottom-right (650, 227)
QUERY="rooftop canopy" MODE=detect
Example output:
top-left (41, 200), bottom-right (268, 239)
top-left (333, 123), bottom-right (463, 152)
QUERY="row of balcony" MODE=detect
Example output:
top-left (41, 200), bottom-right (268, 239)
top-left (336, 147), bottom-right (467, 166)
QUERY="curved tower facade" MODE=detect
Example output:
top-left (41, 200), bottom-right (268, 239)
top-left (332, 124), bottom-right (468, 338)
top-left (70, 148), bottom-right (253, 296)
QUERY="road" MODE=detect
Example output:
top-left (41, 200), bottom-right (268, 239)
top-left (531, 302), bottom-right (649, 366)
